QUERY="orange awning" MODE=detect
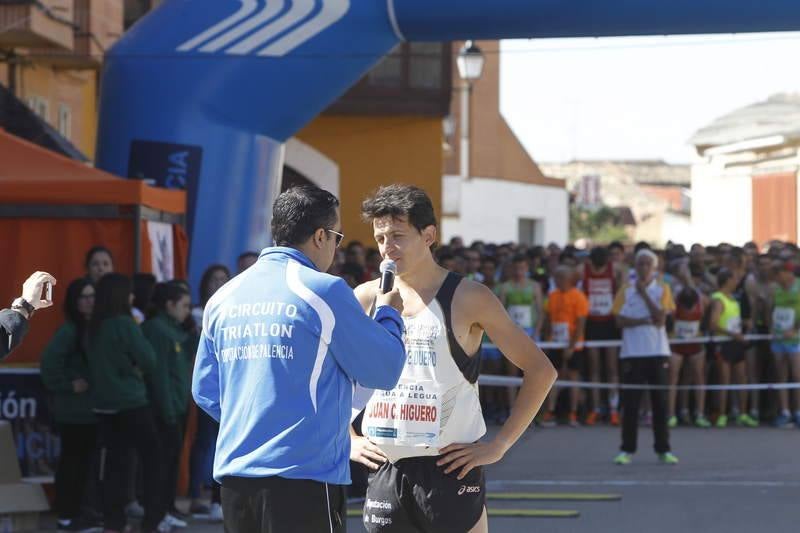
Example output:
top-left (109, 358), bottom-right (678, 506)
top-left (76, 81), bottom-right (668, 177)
top-left (0, 129), bottom-right (185, 214)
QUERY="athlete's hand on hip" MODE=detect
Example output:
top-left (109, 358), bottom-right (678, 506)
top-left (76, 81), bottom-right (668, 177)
top-left (350, 435), bottom-right (388, 470)
top-left (376, 287), bottom-right (404, 314)
top-left (437, 441), bottom-right (505, 480)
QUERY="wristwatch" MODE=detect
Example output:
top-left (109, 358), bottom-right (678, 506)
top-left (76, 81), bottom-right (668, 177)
top-left (11, 298), bottom-right (35, 320)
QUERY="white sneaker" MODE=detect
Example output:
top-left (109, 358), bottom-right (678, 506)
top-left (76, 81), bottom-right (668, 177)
top-left (209, 503), bottom-right (223, 522)
top-left (166, 513), bottom-right (188, 528)
top-left (157, 518), bottom-right (173, 532)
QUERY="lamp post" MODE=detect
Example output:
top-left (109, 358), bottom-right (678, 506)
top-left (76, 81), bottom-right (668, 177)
top-left (456, 40), bottom-right (485, 179)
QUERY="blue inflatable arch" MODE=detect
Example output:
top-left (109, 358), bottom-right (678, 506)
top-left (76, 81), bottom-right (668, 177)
top-left (95, 0), bottom-right (800, 289)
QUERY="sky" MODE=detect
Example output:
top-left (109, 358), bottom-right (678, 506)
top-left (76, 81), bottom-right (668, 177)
top-left (500, 32), bottom-right (800, 164)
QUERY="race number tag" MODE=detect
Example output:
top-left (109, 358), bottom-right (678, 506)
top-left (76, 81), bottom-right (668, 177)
top-left (773, 307), bottom-right (795, 332)
top-left (362, 379), bottom-right (441, 448)
top-left (508, 305), bottom-right (533, 329)
top-left (589, 292), bottom-right (613, 316)
top-left (552, 322), bottom-right (570, 344)
top-left (727, 316), bottom-right (742, 334)
top-left (674, 320), bottom-right (699, 339)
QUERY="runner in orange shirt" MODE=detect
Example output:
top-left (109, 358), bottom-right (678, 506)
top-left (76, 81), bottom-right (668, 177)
top-left (541, 266), bottom-right (590, 427)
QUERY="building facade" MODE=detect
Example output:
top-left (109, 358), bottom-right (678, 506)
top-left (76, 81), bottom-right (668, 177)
top-left (441, 41), bottom-right (568, 246)
top-left (689, 93), bottom-right (800, 246)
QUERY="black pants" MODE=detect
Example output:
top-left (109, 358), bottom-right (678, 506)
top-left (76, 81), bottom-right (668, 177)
top-left (620, 356), bottom-right (671, 454)
top-left (156, 419), bottom-right (184, 511)
top-left (99, 406), bottom-right (166, 531)
top-left (221, 476), bottom-right (345, 533)
top-left (55, 423), bottom-right (98, 520)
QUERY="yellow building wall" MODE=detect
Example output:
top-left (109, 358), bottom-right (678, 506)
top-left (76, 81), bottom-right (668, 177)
top-left (16, 64), bottom-right (97, 158)
top-left (297, 115), bottom-right (443, 246)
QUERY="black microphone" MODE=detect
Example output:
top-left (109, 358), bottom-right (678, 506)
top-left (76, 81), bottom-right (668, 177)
top-left (379, 259), bottom-right (397, 294)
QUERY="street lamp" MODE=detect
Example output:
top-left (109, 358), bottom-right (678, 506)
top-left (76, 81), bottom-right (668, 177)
top-left (457, 40), bottom-right (484, 179)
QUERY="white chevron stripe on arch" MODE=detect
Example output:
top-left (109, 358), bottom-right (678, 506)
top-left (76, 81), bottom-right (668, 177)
top-left (176, 0), bottom-right (260, 52)
top-left (176, 0), bottom-right (352, 58)
top-left (285, 137), bottom-right (340, 198)
top-left (199, 0), bottom-right (286, 53)
top-left (226, 0), bottom-right (315, 55)
top-left (258, 0), bottom-right (350, 56)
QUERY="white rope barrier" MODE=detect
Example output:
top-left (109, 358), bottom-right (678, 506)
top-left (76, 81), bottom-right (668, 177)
top-left (483, 333), bottom-right (778, 351)
top-left (478, 375), bottom-right (800, 391)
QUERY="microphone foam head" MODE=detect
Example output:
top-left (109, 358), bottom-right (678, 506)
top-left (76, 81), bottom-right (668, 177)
top-left (380, 258), bottom-right (397, 274)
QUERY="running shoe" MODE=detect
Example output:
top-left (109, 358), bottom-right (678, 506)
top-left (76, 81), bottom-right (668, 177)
top-left (772, 412), bottom-right (792, 428)
top-left (658, 452), bottom-right (679, 465)
top-left (694, 415), bottom-right (712, 428)
top-left (715, 414), bottom-right (728, 428)
top-left (209, 503), bottom-right (224, 522)
top-left (609, 411), bottom-right (620, 426)
top-left (56, 517), bottom-right (103, 532)
top-left (667, 416), bottom-right (678, 428)
top-left (540, 411), bottom-right (557, 428)
top-left (567, 412), bottom-right (579, 427)
top-left (165, 514), bottom-right (187, 529)
top-left (613, 452), bottom-right (632, 465)
top-left (125, 501), bottom-right (144, 519)
top-left (736, 413), bottom-right (759, 428)
top-left (584, 411), bottom-right (599, 426)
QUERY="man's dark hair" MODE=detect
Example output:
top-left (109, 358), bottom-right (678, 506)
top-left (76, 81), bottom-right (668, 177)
top-left (90, 273), bottom-right (132, 338)
top-left (676, 286), bottom-right (699, 310)
top-left (590, 246), bottom-right (609, 268)
top-left (512, 254), bottom-right (527, 264)
top-left (634, 241), bottom-right (652, 254)
top-left (271, 185), bottom-right (339, 247)
top-left (608, 241), bottom-right (624, 252)
top-left (717, 268), bottom-right (734, 288)
top-left (361, 184), bottom-right (437, 232)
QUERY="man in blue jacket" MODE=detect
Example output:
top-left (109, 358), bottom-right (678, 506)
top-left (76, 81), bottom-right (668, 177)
top-left (192, 185), bottom-right (406, 533)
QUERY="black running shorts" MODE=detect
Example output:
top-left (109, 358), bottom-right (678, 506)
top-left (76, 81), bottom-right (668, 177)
top-left (364, 455), bottom-right (486, 532)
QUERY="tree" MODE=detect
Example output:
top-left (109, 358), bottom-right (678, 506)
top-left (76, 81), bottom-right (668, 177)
top-left (569, 206), bottom-right (628, 244)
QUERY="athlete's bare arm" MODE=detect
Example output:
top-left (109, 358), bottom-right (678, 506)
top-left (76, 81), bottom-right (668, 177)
top-left (354, 279), bottom-right (381, 313)
top-left (437, 280), bottom-right (557, 480)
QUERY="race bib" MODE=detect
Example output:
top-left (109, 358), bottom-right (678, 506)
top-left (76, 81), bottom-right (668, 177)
top-left (773, 307), bottom-right (796, 332)
top-left (674, 320), bottom-right (699, 339)
top-left (552, 322), bottom-right (570, 344)
top-left (362, 379), bottom-right (441, 448)
top-left (589, 292), bottom-right (613, 316)
top-left (508, 305), bottom-right (533, 328)
top-left (727, 316), bottom-right (742, 334)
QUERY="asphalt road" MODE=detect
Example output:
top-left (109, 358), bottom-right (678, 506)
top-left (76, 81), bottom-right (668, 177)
top-left (40, 424), bottom-right (800, 532)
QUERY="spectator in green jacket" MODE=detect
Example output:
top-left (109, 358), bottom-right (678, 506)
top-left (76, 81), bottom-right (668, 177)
top-left (87, 273), bottom-right (166, 533)
top-left (142, 281), bottom-right (192, 522)
top-left (40, 278), bottom-right (97, 532)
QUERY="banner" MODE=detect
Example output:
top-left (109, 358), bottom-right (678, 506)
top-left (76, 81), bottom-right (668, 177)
top-left (147, 221), bottom-right (175, 282)
top-left (0, 369), bottom-right (58, 477)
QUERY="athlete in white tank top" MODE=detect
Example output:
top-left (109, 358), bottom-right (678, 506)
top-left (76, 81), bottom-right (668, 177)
top-left (351, 187), bottom-right (558, 533)
top-left (361, 273), bottom-right (486, 462)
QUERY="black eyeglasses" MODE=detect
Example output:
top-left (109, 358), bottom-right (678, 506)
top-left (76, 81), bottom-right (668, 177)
top-left (326, 229), bottom-right (344, 248)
